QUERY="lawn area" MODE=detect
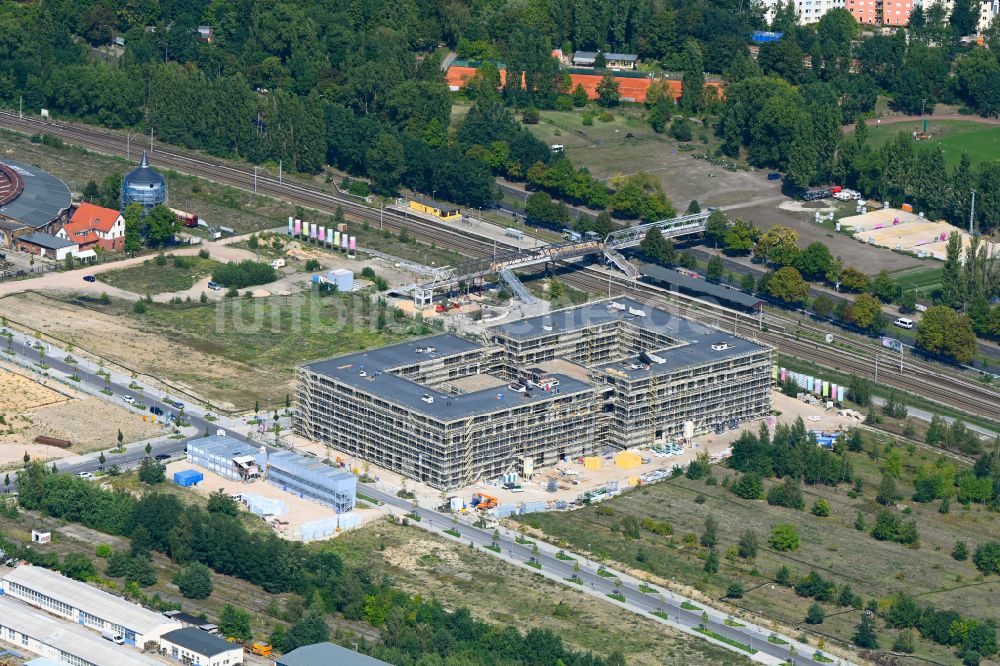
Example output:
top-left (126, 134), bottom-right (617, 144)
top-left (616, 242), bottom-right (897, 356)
top-left (136, 291), bottom-right (426, 375)
top-left (97, 255), bottom-right (220, 295)
top-left (890, 264), bottom-right (943, 296)
top-left (866, 119), bottom-right (1000, 168)
top-left (513, 430), bottom-right (1000, 664)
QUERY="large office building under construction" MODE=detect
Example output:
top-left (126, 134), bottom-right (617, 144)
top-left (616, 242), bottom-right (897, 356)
top-left (295, 298), bottom-right (773, 489)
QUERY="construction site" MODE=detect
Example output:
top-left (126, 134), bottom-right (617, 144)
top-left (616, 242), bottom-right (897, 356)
top-left (295, 297), bottom-right (774, 490)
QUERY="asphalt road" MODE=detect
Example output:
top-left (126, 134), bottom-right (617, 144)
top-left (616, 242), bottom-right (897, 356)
top-left (0, 334), bottom-right (849, 665)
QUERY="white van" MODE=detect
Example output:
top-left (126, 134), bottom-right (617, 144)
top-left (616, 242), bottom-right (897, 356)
top-left (893, 317), bottom-right (914, 329)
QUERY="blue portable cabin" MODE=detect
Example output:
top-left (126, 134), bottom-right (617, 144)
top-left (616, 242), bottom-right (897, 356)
top-left (173, 469), bottom-right (204, 487)
top-left (751, 31), bottom-right (783, 43)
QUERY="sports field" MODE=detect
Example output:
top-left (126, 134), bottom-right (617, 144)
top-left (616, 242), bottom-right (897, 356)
top-left (866, 119), bottom-right (1000, 168)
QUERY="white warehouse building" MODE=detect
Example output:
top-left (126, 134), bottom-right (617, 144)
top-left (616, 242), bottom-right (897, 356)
top-left (0, 566), bottom-right (181, 648)
top-left (0, 595), bottom-right (165, 666)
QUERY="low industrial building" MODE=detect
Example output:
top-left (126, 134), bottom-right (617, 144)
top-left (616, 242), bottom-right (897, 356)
top-left (275, 642), bottom-right (390, 666)
top-left (159, 627), bottom-right (243, 666)
top-left (296, 298), bottom-right (773, 489)
top-left (14, 232), bottom-right (78, 261)
top-left (184, 435), bottom-right (357, 513)
top-left (0, 565), bottom-right (181, 648)
top-left (0, 595), bottom-right (165, 666)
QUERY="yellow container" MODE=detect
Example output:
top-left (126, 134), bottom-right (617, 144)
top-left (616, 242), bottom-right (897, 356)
top-left (584, 456), bottom-right (602, 470)
top-left (627, 476), bottom-right (640, 487)
top-left (614, 451), bottom-right (642, 470)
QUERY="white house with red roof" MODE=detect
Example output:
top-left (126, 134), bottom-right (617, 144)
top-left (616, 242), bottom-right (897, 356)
top-left (57, 202), bottom-right (125, 251)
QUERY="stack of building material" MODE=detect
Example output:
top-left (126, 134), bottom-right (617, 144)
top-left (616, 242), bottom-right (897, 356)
top-left (584, 456), bottom-right (602, 470)
top-left (614, 451), bottom-right (642, 470)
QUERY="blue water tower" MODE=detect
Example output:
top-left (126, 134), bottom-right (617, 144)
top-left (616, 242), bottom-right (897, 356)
top-left (120, 151), bottom-right (167, 213)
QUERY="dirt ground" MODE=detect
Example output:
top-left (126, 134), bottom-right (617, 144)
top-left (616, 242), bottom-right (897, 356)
top-left (164, 461), bottom-right (381, 542)
top-left (0, 291), bottom-right (269, 411)
top-left (0, 365), bottom-right (166, 467)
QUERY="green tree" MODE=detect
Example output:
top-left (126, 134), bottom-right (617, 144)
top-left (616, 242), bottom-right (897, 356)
top-left (769, 523), bottom-right (800, 551)
top-left (705, 210), bottom-right (729, 247)
top-left (123, 203), bottom-right (143, 254)
top-left (366, 133), bottom-right (406, 194)
top-left (794, 242), bottom-right (833, 281)
top-left (639, 227), bottom-right (676, 265)
top-left (701, 513), bottom-right (718, 548)
top-left (811, 498), bottom-right (831, 517)
top-left (649, 92), bottom-right (673, 133)
top-left (704, 548), bottom-right (719, 573)
top-left (60, 552), bottom-right (97, 581)
top-left (848, 294), bottom-right (884, 332)
top-left (706, 255), bottom-right (724, 282)
top-left (283, 612), bottom-right (330, 652)
top-left (738, 529), bottom-right (759, 559)
top-left (218, 604), bottom-right (252, 642)
top-left (680, 40), bottom-right (704, 113)
top-left (877, 473), bottom-right (900, 506)
top-left (950, 0), bottom-right (979, 36)
top-left (137, 458), bottom-right (165, 485)
top-left (854, 614), bottom-right (879, 649)
top-left (974, 541), bottom-right (1000, 575)
top-left (766, 267), bottom-right (809, 305)
top-left (953, 540), bottom-right (969, 561)
top-left (572, 83), bottom-right (589, 107)
top-left (144, 205), bottom-right (177, 247)
top-left (941, 231), bottom-right (966, 308)
top-left (916, 306), bottom-right (978, 364)
top-left (806, 602), bottom-right (826, 624)
top-left (733, 472), bottom-right (764, 499)
top-left (174, 562), bottom-right (213, 599)
top-left (206, 488), bottom-right (239, 516)
top-left (596, 72), bottom-right (620, 107)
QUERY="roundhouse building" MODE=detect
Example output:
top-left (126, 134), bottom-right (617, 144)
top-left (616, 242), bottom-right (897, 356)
top-left (0, 160), bottom-right (72, 248)
top-left (296, 298), bottom-right (773, 489)
top-left (0, 566), bottom-right (181, 648)
top-left (120, 152), bottom-right (167, 213)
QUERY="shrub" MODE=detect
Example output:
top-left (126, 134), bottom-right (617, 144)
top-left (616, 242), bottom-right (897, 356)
top-left (805, 602), bottom-right (826, 624)
top-left (811, 498), bottom-right (831, 517)
top-left (953, 540), bottom-right (969, 561)
top-left (95, 544), bottom-right (112, 558)
top-left (304, 259), bottom-right (321, 271)
top-left (974, 541), bottom-right (1000, 575)
top-left (726, 582), bottom-right (744, 598)
top-left (198, 248), bottom-right (210, 259)
top-left (769, 524), bottom-right (800, 551)
top-left (733, 472), bottom-right (764, 499)
top-left (212, 260), bottom-right (277, 289)
top-left (737, 529), bottom-right (759, 559)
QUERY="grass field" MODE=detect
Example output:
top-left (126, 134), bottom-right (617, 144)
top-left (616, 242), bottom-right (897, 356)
top-left (890, 265), bottom-right (943, 296)
top-left (97, 255), bottom-right (220, 295)
top-left (866, 119), bottom-right (1000, 168)
top-left (514, 431), bottom-right (1000, 664)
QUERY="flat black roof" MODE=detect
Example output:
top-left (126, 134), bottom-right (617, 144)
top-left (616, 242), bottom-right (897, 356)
top-left (413, 196), bottom-right (459, 213)
top-left (303, 334), bottom-right (593, 421)
top-left (277, 642), bottom-right (390, 666)
top-left (641, 265), bottom-right (765, 311)
top-left (0, 160), bottom-right (71, 229)
top-left (161, 628), bottom-right (235, 657)
top-left (17, 231), bottom-right (76, 250)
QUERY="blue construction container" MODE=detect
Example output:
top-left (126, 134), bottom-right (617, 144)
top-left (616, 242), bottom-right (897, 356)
top-left (751, 31), bottom-right (783, 43)
top-left (173, 469), bottom-right (204, 487)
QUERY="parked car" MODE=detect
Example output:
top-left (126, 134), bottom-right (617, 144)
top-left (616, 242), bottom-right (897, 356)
top-left (207, 281), bottom-right (221, 290)
top-left (83, 275), bottom-right (96, 283)
top-left (169, 400), bottom-right (184, 409)
top-left (767, 172), bottom-right (781, 180)
top-left (122, 395), bottom-right (135, 405)
top-left (77, 472), bottom-right (94, 479)
top-left (150, 405), bottom-right (164, 416)
top-left (154, 453), bottom-right (170, 461)
top-left (894, 317), bottom-right (914, 329)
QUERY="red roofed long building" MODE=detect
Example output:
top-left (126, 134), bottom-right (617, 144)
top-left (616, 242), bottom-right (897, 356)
top-left (57, 202), bottom-right (125, 251)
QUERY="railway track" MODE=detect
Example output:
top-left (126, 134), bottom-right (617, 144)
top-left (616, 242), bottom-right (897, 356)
top-left (2, 111), bottom-right (997, 423)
